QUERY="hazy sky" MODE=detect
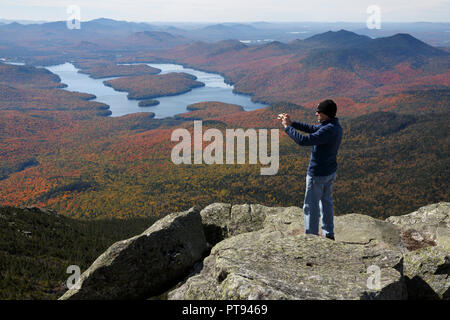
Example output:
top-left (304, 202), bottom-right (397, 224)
top-left (1, 0), bottom-right (449, 22)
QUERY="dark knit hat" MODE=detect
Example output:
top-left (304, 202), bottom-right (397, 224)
top-left (316, 99), bottom-right (337, 118)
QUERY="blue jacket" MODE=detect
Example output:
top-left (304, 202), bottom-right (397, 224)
top-left (284, 118), bottom-right (343, 176)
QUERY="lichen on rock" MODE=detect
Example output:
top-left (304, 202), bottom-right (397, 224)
top-left (59, 206), bottom-right (207, 300)
top-left (57, 202), bottom-right (450, 300)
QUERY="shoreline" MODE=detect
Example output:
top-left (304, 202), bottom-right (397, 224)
top-left (34, 61), bottom-right (270, 119)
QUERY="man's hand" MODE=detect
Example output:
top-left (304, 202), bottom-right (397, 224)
top-left (277, 113), bottom-right (292, 128)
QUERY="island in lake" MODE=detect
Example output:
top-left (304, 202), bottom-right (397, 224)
top-left (75, 60), bottom-right (161, 79)
top-left (138, 99), bottom-right (160, 107)
top-left (103, 72), bottom-right (205, 100)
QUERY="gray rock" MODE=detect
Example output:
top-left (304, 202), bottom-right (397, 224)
top-left (168, 228), bottom-right (407, 300)
top-left (19, 206), bottom-right (59, 217)
top-left (384, 202), bottom-right (450, 300)
top-left (403, 246), bottom-right (450, 300)
top-left (229, 204), bottom-right (299, 236)
top-left (228, 204), bottom-right (266, 236)
top-left (261, 205), bottom-right (305, 235)
top-left (57, 202), bottom-right (449, 300)
top-left (169, 207), bottom-right (408, 300)
top-left (334, 214), bottom-right (405, 251)
top-left (386, 203), bottom-right (450, 227)
top-left (200, 203), bottom-right (303, 246)
top-left (200, 203), bottom-right (231, 246)
top-left (386, 202), bottom-right (450, 251)
top-left (201, 203), bottom-right (406, 251)
top-left (59, 207), bottom-right (207, 300)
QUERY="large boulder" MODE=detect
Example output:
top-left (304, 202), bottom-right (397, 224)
top-left (403, 246), bottom-right (450, 300)
top-left (386, 202), bottom-right (450, 251)
top-left (57, 202), bottom-right (449, 300)
top-left (169, 207), bottom-right (407, 300)
top-left (385, 202), bottom-right (450, 300)
top-left (200, 203), bottom-right (303, 246)
top-left (168, 227), bottom-right (406, 300)
top-left (334, 214), bottom-right (405, 251)
top-left (59, 207), bottom-right (207, 300)
top-left (201, 203), bottom-right (407, 250)
top-left (199, 203), bottom-right (231, 246)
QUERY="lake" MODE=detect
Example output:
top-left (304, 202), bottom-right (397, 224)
top-left (46, 62), bottom-right (268, 118)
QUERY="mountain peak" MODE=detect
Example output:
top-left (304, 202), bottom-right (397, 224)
top-left (90, 18), bottom-right (117, 23)
top-left (307, 29), bottom-right (365, 39)
top-left (372, 32), bottom-right (448, 56)
top-left (303, 29), bottom-right (371, 48)
top-left (387, 32), bottom-right (426, 43)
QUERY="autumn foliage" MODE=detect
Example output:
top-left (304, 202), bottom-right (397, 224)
top-left (0, 30), bottom-right (449, 219)
top-left (103, 72), bottom-right (205, 100)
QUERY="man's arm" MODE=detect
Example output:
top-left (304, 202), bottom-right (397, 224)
top-left (278, 113), bottom-right (319, 133)
top-left (285, 125), bottom-right (332, 146)
top-left (291, 121), bottom-right (320, 133)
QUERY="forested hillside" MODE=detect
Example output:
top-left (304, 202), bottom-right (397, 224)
top-left (132, 30), bottom-right (449, 115)
top-left (0, 206), bottom-right (156, 299)
top-left (103, 72), bottom-right (205, 99)
top-left (0, 30), bottom-right (448, 220)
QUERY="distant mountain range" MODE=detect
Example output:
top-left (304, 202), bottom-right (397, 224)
top-left (297, 31), bottom-right (448, 70)
top-left (151, 29), bottom-right (449, 105)
top-left (0, 18), bottom-right (447, 107)
top-left (0, 18), bottom-right (449, 51)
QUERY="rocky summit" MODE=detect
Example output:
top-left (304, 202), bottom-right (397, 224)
top-left (60, 207), bottom-right (206, 300)
top-left (60, 202), bottom-right (450, 300)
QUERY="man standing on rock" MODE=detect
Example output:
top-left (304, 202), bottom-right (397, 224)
top-left (278, 99), bottom-right (343, 240)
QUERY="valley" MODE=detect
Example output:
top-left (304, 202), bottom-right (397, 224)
top-left (0, 16), bottom-right (449, 301)
top-left (0, 23), bottom-right (448, 220)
